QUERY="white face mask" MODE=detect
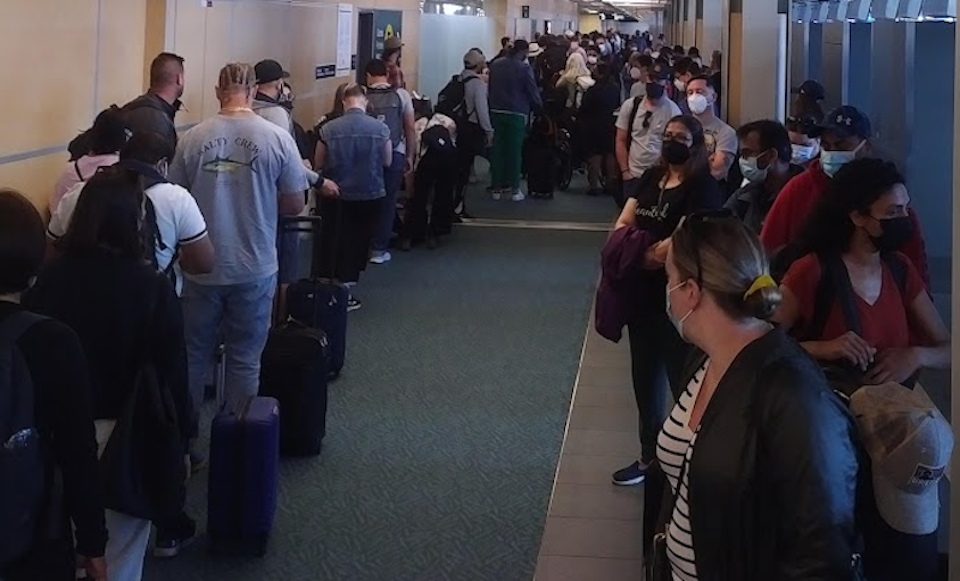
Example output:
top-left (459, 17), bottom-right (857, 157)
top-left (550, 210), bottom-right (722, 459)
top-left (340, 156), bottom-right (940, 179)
top-left (739, 154), bottom-right (769, 183)
top-left (674, 78), bottom-right (686, 92)
top-left (687, 93), bottom-right (709, 115)
top-left (587, 55), bottom-right (598, 65)
top-left (821, 139), bottom-right (865, 178)
top-left (652, 51), bottom-right (661, 59)
top-left (791, 143), bottom-right (818, 165)
top-left (666, 281), bottom-right (694, 342)
top-left (630, 67), bottom-right (643, 80)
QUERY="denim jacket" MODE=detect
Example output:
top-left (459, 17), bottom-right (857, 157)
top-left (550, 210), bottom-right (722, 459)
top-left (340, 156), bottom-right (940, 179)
top-left (317, 109), bottom-right (390, 201)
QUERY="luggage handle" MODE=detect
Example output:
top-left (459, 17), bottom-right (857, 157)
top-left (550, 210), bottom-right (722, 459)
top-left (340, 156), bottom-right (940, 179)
top-left (276, 215), bottom-right (324, 326)
top-left (215, 343), bottom-right (226, 410)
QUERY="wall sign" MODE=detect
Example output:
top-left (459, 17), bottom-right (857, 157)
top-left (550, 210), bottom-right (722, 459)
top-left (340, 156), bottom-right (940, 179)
top-left (336, 4), bottom-right (353, 78)
top-left (373, 10), bottom-right (402, 59)
top-left (521, 5), bottom-right (530, 18)
top-left (315, 64), bottom-right (336, 80)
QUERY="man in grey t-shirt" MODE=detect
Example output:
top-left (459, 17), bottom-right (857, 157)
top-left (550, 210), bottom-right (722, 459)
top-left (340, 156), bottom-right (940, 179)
top-left (169, 62), bottom-right (307, 420)
top-left (685, 75), bottom-right (737, 181)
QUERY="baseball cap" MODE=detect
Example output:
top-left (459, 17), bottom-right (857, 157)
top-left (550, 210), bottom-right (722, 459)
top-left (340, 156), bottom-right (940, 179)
top-left (809, 105), bottom-right (872, 140)
top-left (850, 383), bottom-right (954, 535)
top-left (798, 79), bottom-right (825, 101)
top-left (254, 59), bottom-right (289, 84)
top-left (384, 36), bottom-right (404, 51)
top-left (463, 49), bottom-right (486, 69)
top-left (528, 42), bottom-right (544, 58)
top-left (564, 30), bottom-right (575, 39)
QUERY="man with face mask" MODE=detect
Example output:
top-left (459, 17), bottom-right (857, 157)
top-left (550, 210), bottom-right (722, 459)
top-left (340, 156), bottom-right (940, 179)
top-left (724, 120), bottom-right (803, 233)
top-left (786, 113), bottom-right (822, 167)
top-left (671, 58), bottom-right (700, 114)
top-left (760, 106), bottom-right (930, 286)
top-left (615, 78), bottom-right (681, 205)
top-left (685, 76), bottom-right (737, 181)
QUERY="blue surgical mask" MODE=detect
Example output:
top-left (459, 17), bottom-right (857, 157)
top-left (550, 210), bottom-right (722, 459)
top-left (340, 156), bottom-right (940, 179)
top-left (791, 143), bottom-right (818, 165)
top-left (821, 139), bottom-right (865, 178)
top-left (738, 154), bottom-right (769, 183)
top-left (665, 281), bottom-right (694, 341)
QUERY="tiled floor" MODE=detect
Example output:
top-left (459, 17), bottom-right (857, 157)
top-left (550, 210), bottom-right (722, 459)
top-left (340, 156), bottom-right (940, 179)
top-left (534, 323), bottom-right (645, 581)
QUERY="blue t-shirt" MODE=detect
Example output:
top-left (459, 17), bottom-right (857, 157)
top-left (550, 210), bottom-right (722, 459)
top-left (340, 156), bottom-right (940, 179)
top-left (170, 114), bottom-right (307, 285)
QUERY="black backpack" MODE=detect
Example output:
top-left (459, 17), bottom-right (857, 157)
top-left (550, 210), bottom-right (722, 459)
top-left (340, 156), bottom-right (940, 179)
top-left (0, 312), bottom-right (50, 565)
top-left (115, 161), bottom-right (178, 286)
top-left (435, 76), bottom-right (479, 127)
top-left (67, 99), bottom-right (166, 162)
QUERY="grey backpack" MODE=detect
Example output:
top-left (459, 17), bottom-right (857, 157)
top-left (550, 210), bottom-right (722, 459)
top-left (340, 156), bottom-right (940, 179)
top-left (366, 87), bottom-right (404, 148)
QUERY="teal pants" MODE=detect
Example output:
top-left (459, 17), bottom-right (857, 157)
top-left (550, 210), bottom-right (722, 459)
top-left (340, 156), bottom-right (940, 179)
top-left (490, 111), bottom-right (527, 192)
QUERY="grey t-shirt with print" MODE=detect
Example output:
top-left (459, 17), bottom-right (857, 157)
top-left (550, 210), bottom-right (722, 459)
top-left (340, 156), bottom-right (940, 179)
top-left (699, 116), bottom-right (738, 158)
top-left (170, 114), bottom-right (307, 286)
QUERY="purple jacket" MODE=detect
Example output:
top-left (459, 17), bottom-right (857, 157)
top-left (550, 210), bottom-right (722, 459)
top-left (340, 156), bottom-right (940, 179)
top-left (595, 226), bottom-right (656, 342)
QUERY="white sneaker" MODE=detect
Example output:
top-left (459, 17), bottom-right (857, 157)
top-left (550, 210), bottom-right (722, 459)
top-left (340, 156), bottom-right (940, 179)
top-left (492, 190), bottom-right (502, 201)
top-left (511, 189), bottom-right (526, 202)
top-left (369, 251), bottom-right (392, 265)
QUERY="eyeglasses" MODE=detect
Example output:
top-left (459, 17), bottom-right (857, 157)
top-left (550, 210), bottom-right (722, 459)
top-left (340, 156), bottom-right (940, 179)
top-left (679, 209), bottom-right (737, 286)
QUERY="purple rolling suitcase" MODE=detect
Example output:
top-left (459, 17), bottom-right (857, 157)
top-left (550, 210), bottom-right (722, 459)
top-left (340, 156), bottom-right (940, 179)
top-left (207, 346), bottom-right (280, 557)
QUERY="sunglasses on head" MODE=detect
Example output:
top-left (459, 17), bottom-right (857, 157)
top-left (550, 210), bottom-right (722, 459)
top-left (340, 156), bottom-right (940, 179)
top-left (679, 209), bottom-right (737, 286)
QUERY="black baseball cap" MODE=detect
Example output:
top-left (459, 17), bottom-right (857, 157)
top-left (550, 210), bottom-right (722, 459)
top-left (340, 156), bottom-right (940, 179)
top-left (810, 106), bottom-right (872, 140)
top-left (798, 79), bottom-right (825, 101)
top-left (255, 59), bottom-right (290, 84)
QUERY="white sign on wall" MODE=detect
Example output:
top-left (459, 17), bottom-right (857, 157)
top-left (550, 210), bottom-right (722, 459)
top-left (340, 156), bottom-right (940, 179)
top-left (337, 4), bottom-right (353, 77)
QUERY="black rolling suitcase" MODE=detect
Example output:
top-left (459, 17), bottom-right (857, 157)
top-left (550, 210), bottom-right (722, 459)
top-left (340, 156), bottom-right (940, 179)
top-left (260, 216), bottom-right (331, 457)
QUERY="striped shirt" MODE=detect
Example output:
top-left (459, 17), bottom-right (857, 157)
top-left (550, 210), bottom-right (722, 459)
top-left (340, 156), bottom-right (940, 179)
top-left (657, 361), bottom-right (709, 581)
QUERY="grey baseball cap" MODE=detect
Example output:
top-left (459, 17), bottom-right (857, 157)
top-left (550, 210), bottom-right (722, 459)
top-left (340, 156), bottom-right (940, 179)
top-left (850, 383), bottom-right (953, 535)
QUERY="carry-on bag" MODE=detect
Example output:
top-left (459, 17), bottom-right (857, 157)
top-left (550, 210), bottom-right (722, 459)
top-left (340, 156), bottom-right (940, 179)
top-left (207, 345), bottom-right (280, 557)
top-left (282, 214), bottom-right (349, 380)
top-left (261, 216), bottom-right (331, 457)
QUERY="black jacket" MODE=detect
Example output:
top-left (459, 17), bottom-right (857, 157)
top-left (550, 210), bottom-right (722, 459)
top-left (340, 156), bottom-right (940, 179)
top-left (655, 328), bottom-right (860, 580)
top-left (122, 92), bottom-right (181, 147)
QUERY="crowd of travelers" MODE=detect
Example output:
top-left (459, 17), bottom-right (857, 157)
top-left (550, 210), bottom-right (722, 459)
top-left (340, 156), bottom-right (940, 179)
top-left (0, 23), bottom-right (954, 581)
top-left (592, 38), bottom-right (953, 581)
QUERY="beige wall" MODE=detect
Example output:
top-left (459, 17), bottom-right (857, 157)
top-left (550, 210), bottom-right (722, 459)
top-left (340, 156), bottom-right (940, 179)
top-left (0, 0), bottom-right (147, 208)
top-left (0, 0), bottom-right (422, 212)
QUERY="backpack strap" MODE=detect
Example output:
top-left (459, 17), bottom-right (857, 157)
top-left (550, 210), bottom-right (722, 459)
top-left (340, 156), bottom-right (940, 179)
top-left (74, 161), bottom-right (85, 182)
top-left (0, 311), bottom-right (46, 357)
top-left (806, 253), bottom-right (858, 340)
top-left (880, 252), bottom-right (908, 298)
top-left (625, 97), bottom-right (644, 151)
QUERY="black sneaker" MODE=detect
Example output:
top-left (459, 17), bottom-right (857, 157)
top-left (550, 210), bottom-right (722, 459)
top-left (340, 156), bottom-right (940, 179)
top-left (154, 514), bottom-right (197, 558)
top-left (612, 461), bottom-right (647, 486)
top-left (347, 297), bottom-right (362, 312)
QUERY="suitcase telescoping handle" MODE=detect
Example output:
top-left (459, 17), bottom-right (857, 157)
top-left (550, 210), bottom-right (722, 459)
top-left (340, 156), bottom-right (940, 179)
top-left (275, 215), bottom-right (324, 326)
top-left (215, 343), bottom-right (226, 410)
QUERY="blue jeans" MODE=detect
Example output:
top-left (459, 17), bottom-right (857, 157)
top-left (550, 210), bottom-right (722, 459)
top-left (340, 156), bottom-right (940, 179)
top-left (182, 274), bottom-right (277, 423)
top-left (373, 151), bottom-right (406, 252)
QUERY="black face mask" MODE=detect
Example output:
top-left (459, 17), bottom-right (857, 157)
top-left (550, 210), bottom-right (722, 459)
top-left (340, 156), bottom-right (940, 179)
top-left (662, 140), bottom-right (691, 165)
top-left (646, 82), bottom-right (665, 100)
top-left (869, 216), bottom-right (914, 252)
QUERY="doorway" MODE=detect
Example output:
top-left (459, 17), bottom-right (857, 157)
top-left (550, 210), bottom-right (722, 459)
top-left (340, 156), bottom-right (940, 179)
top-left (357, 11), bottom-right (374, 84)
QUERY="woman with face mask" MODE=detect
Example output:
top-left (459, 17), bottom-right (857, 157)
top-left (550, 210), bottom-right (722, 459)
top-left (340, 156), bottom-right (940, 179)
top-left (610, 116), bottom-right (721, 488)
top-left (647, 211), bottom-right (860, 581)
top-left (774, 159), bottom-right (950, 581)
top-left (775, 158), bottom-right (950, 386)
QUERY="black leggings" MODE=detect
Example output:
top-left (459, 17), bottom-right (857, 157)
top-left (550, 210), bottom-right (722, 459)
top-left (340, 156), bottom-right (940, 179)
top-left (627, 310), bottom-right (688, 464)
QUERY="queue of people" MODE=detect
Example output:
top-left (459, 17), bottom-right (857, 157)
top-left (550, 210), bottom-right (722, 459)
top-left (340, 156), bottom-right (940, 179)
top-left (0, 38), bottom-right (458, 579)
top-left (597, 60), bottom-right (952, 580)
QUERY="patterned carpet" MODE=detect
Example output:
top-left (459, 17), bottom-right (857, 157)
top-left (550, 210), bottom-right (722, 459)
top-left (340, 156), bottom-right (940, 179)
top-left (144, 226), bottom-right (605, 581)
